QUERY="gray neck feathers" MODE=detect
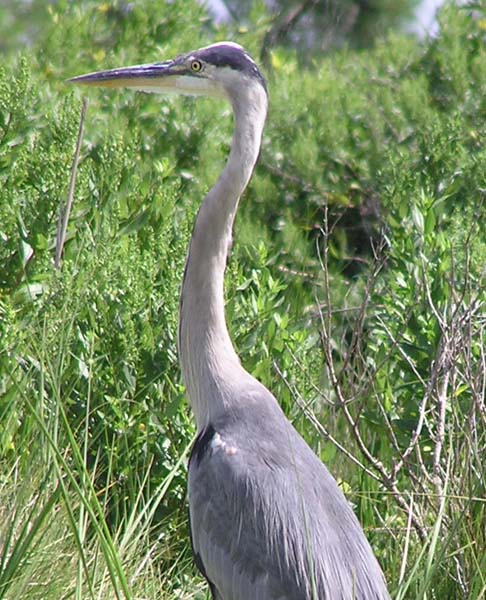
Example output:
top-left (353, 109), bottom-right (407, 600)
top-left (178, 79), bottom-right (268, 430)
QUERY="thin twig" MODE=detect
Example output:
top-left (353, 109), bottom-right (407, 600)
top-left (398, 493), bottom-right (414, 585)
top-left (272, 360), bottom-right (381, 483)
top-left (55, 98), bottom-right (87, 269)
top-left (316, 209), bottom-right (427, 540)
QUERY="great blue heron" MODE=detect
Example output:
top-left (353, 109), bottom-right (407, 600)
top-left (71, 42), bottom-right (390, 600)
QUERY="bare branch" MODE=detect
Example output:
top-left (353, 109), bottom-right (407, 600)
top-left (55, 98), bottom-right (87, 269)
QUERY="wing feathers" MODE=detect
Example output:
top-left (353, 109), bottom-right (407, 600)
top-left (188, 396), bottom-right (389, 600)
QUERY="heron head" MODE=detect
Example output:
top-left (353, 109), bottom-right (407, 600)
top-left (69, 42), bottom-right (267, 103)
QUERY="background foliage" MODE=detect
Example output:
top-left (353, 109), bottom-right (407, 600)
top-left (0, 1), bottom-right (485, 598)
top-left (219, 0), bottom-right (420, 61)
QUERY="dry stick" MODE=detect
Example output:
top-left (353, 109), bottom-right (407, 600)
top-left (420, 257), bottom-right (452, 500)
top-left (272, 359), bottom-right (380, 483)
top-left (316, 211), bottom-right (388, 471)
top-left (452, 214), bottom-right (486, 426)
top-left (367, 377), bottom-right (414, 485)
top-left (318, 300), bottom-right (427, 540)
top-left (55, 98), bottom-right (87, 269)
top-left (336, 244), bottom-right (384, 387)
top-left (317, 207), bottom-right (427, 540)
top-left (319, 205), bottom-right (335, 362)
top-left (431, 303), bottom-right (480, 497)
top-left (433, 364), bottom-right (450, 499)
top-left (351, 305), bottom-right (417, 399)
top-left (398, 493), bottom-right (414, 585)
top-left (336, 246), bottom-right (388, 440)
top-left (283, 342), bottom-right (337, 408)
top-left (450, 202), bottom-right (483, 320)
top-left (377, 324), bottom-right (439, 515)
top-left (477, 326), bottom-right (486, 424)
top-left (462, 300), bottom-right (486, 425)
top-left (377, 315), bottom-right (433, 485)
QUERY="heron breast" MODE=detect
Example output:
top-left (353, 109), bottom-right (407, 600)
top-left (211, 431), bottom-right (238, 456)
top-left (189, 424), bottom-right (238, 469)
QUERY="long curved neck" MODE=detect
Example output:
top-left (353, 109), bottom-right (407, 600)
top-left (179, 81), bottom-right (268, 430)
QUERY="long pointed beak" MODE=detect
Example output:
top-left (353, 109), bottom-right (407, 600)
top-left (68, 60), bottom-right (187, 92)
top-left (68, 59), bottom-right (224, 99)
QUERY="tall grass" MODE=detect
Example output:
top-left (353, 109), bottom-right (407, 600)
top-left (0, 323), bottom-right (200, 599)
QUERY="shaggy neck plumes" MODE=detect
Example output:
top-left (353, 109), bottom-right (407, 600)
top-left (178, 79), bottom-right (268, 430)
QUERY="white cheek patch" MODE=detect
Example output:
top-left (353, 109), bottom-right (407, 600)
top-left (211, 432), bottom-right (238, 456)
top-left (174, 75), bottom-right (225, 98)
top-left (129, 75), bottom-right (225, 99)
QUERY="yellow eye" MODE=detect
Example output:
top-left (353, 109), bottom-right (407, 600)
top-left (191, 60), bottom-right (202, 72)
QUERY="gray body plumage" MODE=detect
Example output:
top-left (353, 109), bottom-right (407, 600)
top-left (70, 41), bottom-right (390, 600)
top-left (188, 375), bottom-right (389, 599)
